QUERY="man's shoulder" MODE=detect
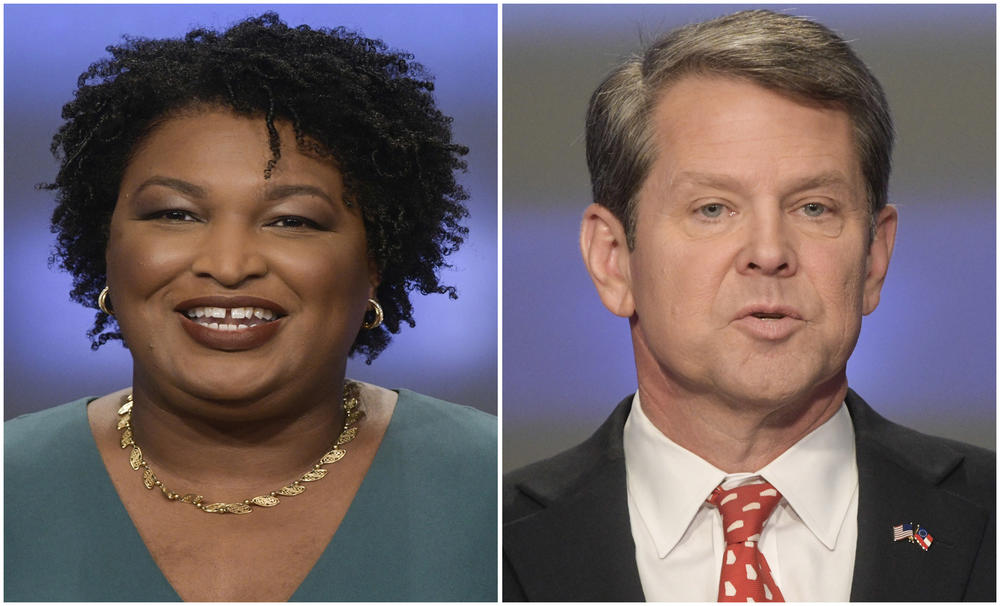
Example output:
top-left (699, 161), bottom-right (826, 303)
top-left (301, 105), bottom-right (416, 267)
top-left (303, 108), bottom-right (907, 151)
top-left (847, 389), bottom-right (995, 507)
top-left (846, 390), bottom-right (994, 601)
top-left (504, 395), bottom-right (632, 520)
top-left (502, 395), bottom-right (647, 602)
top-left (873, 416), bottom-right (996, 480)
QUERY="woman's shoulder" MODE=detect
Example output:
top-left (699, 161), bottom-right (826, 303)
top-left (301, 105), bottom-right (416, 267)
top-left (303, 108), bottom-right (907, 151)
top-left (395, 389), bottom-right (496, 433)
top-left (374, 387), bottom-right (496, 471)
top-left (392, 389), bottom-right (496, 454)
top-left (6, 398), bottom-right (106, 495)
top-left (5, 398), bottom-right (96, 454)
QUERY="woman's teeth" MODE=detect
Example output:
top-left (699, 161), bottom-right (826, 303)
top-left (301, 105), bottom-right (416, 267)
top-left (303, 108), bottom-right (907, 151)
top-left (184, 306), bottom-right (276, 331)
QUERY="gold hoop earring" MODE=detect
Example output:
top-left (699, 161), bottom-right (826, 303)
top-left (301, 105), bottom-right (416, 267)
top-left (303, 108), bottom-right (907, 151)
top-left (98, 286), bottom-right (114, 316)
top-left (362, 298), bottom-right (383, 330)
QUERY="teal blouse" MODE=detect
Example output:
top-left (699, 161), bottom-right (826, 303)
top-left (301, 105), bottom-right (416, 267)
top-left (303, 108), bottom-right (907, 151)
top-left (4, 390), bottom-right (496, 601)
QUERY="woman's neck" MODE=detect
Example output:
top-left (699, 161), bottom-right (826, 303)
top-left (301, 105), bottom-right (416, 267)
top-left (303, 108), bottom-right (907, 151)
top-left (124, 377), bottom-right (348, 497)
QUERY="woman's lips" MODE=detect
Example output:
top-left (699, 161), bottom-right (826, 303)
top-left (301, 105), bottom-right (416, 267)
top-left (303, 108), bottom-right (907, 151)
top-left (175, 299), bottom-right (286, 351)
top-left (179, 313), bottom-right (283, 351)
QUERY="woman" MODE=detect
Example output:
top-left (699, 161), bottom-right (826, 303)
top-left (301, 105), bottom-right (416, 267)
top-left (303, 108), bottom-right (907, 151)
top-left (5, 13), bottom-right (495, 601)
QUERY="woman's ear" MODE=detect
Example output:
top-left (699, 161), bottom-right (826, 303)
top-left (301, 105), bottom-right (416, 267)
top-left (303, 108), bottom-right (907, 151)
top-left (580, 203), bottom-right (635, 318)
top-left (367, 259), bottom-right (381, 299)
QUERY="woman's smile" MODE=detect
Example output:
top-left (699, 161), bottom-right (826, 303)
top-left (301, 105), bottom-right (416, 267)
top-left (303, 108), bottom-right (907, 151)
top-left (176, 296), bottom-right (287, 351)
top-left (180, 313), bottom-right (284, 351)
top-left (183, 307), bottom-right (278, 328)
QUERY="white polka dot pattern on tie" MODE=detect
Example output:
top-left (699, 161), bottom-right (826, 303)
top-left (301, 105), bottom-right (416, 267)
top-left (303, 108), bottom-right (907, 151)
top-left (708, 481), bottom-right (785, 602)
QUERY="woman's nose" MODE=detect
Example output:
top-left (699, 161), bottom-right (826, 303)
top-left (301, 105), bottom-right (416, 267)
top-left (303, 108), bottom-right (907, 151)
top-left (189, 220), bottom-right (267, 287)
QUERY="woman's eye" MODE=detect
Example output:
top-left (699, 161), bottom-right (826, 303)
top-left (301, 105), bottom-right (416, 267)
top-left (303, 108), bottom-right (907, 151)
top-left (269, 216), bottom-right (319, 229)
top-left (152, 209), bottom-right (196, 222)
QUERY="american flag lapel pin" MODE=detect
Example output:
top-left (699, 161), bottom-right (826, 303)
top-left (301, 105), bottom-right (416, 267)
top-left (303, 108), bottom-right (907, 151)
top-left (892, 522), bottom-right (913, 542)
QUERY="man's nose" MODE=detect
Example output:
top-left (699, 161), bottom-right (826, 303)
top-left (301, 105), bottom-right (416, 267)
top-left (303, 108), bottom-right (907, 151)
top-left (735, 207), bottom-right (797, 277)
top-left (189, 220), bottom-right (267, 287)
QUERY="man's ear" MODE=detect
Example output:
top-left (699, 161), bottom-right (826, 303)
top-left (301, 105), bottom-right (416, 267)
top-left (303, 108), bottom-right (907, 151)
top-left (580, 203), bottom-right (635, 318)
top-left (862, 204), bottom-right (898, 315)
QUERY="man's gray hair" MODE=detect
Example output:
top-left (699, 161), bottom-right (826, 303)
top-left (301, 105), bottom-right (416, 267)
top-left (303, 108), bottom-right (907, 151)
top-left (585, 9), bottom-right (893, 247)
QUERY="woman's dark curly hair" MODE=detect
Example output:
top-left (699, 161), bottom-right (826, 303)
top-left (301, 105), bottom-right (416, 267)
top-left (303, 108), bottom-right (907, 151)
top-left (44, 12), bottom-right (469, 362)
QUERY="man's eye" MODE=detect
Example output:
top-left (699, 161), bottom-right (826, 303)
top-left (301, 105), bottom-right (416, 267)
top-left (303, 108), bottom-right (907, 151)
top-left (699, 203), bottom-right (726, 218)
top-left (802, 202), bottom-right (827, 217)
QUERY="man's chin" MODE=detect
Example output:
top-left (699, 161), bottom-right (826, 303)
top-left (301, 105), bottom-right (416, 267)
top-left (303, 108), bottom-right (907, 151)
top-left (710, 370), bottom-right (847, 413)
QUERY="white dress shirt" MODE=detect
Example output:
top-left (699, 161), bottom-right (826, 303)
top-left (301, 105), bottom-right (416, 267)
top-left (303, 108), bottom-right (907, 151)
top-left (624, 392), bottom-right (858, 601)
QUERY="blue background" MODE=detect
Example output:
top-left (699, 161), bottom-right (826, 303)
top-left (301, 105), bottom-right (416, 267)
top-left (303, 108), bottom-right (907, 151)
top-left (503, 4), bottom-right (995, 470)
top-left (5, 4), bottom-right (498, 418)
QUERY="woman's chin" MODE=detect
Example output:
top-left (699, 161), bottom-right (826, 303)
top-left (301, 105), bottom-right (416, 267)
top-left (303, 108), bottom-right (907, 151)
top-left (154, 384), bottom-right (309, 424)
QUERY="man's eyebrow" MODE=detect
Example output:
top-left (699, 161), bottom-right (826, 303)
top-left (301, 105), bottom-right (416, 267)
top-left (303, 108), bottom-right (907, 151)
top-left (784, 171), bottom-right (853, 192)
top-left (264, 184), bottom-right (335, 206)
top-left (673, 171), bottom-right (852, 193)
top-left (133, 176), bottom-right (206, 198)
top-left (673, 171), bottom-right (743, 191)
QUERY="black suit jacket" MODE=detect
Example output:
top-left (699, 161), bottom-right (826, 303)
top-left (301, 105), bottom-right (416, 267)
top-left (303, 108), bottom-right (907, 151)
top-left (504, 390), bottom-right (995, 601)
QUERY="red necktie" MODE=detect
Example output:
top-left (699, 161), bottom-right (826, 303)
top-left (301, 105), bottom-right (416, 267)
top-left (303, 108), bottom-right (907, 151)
top-left (707, 481), bottom-right (785, 602)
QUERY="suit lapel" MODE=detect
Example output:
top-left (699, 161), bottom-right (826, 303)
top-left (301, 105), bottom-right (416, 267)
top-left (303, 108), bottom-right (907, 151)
top-left (504, 399), bottom-right (645, 601)
top-left (847, 390), bottom-right (991, 601)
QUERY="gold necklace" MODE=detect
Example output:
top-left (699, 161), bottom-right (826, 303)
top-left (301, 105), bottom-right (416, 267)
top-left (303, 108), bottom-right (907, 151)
top-left (116, 381), bottom-right (363, 515)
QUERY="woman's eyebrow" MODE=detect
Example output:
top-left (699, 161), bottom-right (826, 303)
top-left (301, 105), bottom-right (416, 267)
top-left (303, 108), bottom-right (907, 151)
top-left (129, 178), bottom-right (336, 206)
top-left (264, 184), bottom-right (335, 205)
top-left (131, 176), bottom-right (207, 199)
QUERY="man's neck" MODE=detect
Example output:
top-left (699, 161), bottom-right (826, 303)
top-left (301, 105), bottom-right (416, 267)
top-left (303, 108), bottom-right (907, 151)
top-left (636, 370), bottom-right (848, 473)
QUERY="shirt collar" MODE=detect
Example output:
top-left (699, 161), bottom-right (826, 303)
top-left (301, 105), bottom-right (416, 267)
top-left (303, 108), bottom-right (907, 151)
top-left (624, 392), bottom-right (727, 558)
top-left (758, 403), bottom-right (857, 550)
top-left (623, 393), bottom-right (857, 557)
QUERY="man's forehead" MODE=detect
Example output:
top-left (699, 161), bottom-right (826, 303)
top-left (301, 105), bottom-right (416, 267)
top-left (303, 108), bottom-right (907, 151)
top-left (649, 75), bottom-right (852, 139)
top-left (644, 76), bottom-right (863, 190)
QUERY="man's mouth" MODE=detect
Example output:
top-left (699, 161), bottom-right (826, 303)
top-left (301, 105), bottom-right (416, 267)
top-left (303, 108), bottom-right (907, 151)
top-left (732, 305), bottom-right (804, 341)
top-left (182, 306), bottom-right (281, 331)
top-left (750, 312), bottom-right (787, 320)
top-left (738, 304), bottom-right (802, 321)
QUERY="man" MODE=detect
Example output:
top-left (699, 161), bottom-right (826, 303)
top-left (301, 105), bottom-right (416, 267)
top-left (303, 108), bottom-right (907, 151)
top-left (503, 10), bottom-right (994, 602)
